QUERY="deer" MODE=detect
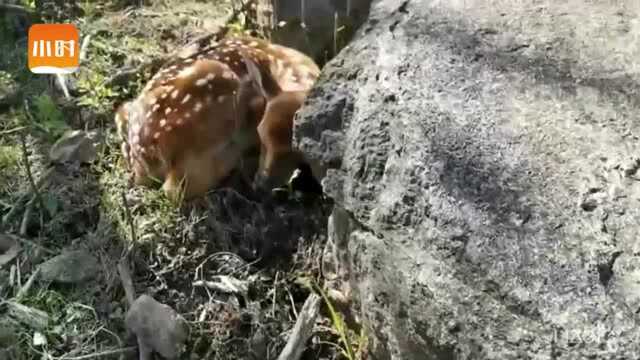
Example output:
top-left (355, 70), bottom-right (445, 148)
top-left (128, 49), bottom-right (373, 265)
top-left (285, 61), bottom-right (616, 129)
top-left (114, 36), bottom-right (321, 202)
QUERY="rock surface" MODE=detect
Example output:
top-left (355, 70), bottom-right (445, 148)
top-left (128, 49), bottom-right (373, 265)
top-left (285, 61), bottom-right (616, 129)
top-left (48, 130), bottom-right (101, 164)
top-left (294, 0), bottom-right (640, 358)
top-left (39, 249), bottom-right (99, 284)
top-left (125, 295), bottom-right (189, 360)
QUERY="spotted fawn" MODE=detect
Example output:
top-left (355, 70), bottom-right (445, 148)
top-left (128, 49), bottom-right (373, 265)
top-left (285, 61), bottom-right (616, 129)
top-left (114, 36), bottom-right (320, 201)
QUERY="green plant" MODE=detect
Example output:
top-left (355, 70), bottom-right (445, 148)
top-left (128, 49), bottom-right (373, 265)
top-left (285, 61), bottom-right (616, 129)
top-left (0, 144), bottom-right (22, 196)
top-left (77, 71), bottom-right (118, 111)
top-left (226, 20), bottom-right (247, 36)
top-left (307, 281), bottom-right (367, 360)
top-left (78, 0), bottom-right (102, 20)
top-left (31, 94), bottom-right (69, 138)
top-left (0, 71), bottom-right (12, 85)
top-left (21, 0), bottom-right (36, 9)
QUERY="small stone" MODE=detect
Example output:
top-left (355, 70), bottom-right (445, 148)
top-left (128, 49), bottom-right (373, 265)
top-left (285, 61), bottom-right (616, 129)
top-left (39, 250), bottom-right (99, 284)
top-left (125, 295), bottom-right (189, 360)
top-left (49, 130), bottom-right (101, 164)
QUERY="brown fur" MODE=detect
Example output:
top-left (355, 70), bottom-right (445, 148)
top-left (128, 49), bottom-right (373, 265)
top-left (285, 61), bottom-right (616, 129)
top-left (114, 36), bottom-right (319, 201)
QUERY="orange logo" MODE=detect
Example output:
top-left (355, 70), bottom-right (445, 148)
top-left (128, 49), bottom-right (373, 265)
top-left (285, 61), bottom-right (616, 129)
top-left (28, 24), bottom-right (79, 74)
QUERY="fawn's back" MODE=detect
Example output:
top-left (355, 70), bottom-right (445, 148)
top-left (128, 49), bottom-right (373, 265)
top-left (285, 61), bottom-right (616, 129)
top-left (114, 36), bottom-right (320, 201)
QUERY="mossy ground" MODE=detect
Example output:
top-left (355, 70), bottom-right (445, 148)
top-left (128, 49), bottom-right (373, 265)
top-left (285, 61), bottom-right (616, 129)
top-left (0, 1), bottom-right (364, 359)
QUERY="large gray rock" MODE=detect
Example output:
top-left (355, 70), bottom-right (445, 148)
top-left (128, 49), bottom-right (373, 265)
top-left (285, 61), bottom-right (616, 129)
top-left (294, 0), bottom-right (640, 358)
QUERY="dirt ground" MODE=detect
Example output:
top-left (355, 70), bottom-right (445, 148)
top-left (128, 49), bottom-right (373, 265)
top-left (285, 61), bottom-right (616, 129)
top-left (0, 1), bottom-right (363, 359)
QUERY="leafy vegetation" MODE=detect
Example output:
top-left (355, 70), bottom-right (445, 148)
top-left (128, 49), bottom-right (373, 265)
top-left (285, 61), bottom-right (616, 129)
top-left (313, 282), bottom-right (368, 360)
top-left (30, 94), bottom-right (69, 138)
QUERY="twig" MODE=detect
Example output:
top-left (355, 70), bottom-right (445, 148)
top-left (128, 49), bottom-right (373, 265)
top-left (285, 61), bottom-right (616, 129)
top-left (333, 11), bottom-right (338, 57)
top-left (55, 74), bottom-right (71, 100)
top-left (287, 286), bottom-right (298, 319)
top-left (16, 257), bottom-right (21, 288)
top-left (6, 300), bottom-right (50, 330)
top-left (120, 190), bottom-right (137, 250)
top-left (271, 271), bottom-right (279, 316)
top-left (276, 293), bottom-right (321, 360)
top-left (229, 256), bottom-right (261, 277)
top-left (193, 251), bottom-right (247, 285)
top-left (15, 266), bottom-right (40, 300)
top-left (118, 191), bottom-right (138, 307)
top-left (103, 56), bottom-right (167, 87)
top-left (134, 10), bottom-right (164, 17)
top-left (202, 251), bottom-right (246, 268)
top-left (1, 166), bottom-right (54, 227)
top-left (117, 257), bottom-right (136, 306)
top-left (9, 264), bottom-right (15, 286)
top-left (19, 195), bottom-right (35, 236)
top-left (0, 126), bottom-right (27, 135)
top-left (18, 114), bottom-right (46, 219)
top-left (80, 35), bottom-right (92, 63)
top-left (7, 234), bottom-right (56, 255)
top-left (118, 190), bottom-right (139, 306)
top-left (192, 275), bottom-right (249, 295)
top-left (20, 133), bottom-right (45, 236)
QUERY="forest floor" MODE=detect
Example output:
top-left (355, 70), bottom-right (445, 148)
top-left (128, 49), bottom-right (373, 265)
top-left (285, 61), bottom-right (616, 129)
top-left (0, 1), bottom-right (362, 359)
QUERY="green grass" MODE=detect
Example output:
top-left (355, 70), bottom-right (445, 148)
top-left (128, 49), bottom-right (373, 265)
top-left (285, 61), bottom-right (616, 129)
top-left (0, 143), bottom-right (23, 200)
top-left (0, 146), bottom-right (20, 170)
top-left (299, 279), bottom-right (367, 360)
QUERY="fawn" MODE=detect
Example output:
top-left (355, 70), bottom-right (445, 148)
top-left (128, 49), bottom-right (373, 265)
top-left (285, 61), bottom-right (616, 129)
top-left (114, 36), bottom-right (320, 202)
